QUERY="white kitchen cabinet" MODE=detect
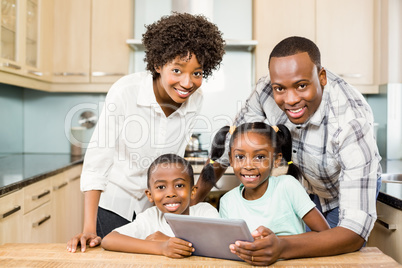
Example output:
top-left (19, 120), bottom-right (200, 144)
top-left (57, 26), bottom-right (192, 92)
top-left (52, 0), bottom-right (133, 91)
top-left (367, 201), bottom-right (402, 264)
top-left (253, 0), bottom-right (380, 94)
top-left (0, 190), bottom-right (23, 245)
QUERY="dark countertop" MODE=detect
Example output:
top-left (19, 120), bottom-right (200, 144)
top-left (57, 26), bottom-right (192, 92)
top-left (0, 154), bottom-right (401, 211)
top-left (378, 159), bottom-right (402, 210)
top-left (0, 153), bottom-right (83, 197)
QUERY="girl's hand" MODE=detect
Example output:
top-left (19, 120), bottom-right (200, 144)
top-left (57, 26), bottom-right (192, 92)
top-left (145, 231), bottom-right (170, 241)
top-left (229, 226), bottom-right (283, 266)
top-left (161, 237), bottom-right (194, 258)
top-left (66, 232), bottom-right (101, 253)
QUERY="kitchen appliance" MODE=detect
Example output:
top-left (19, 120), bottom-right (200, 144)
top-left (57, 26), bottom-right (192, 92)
top-left (387, 84), bottom-right (402, 159)
top-left (184, 134), bottom-right (208, 163)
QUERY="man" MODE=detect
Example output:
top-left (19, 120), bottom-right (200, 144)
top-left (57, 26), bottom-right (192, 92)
top-left (194, 36), bottom-right (382, 266)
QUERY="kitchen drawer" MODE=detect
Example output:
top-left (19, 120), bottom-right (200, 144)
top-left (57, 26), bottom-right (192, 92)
top-left (64, 164), bottom-right (82, 182)
top-left (367, 201), bottom-right (402, 264)
top-left (24, 178), bottom-right (52, 214)
top-left (0, 190), bottom-right (24, 244)
top-left (22, 201), bottom-right (53, 243)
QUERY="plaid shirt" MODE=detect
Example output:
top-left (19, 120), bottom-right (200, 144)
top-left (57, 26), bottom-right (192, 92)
top-left (230, 70), bottom-right (381, 240)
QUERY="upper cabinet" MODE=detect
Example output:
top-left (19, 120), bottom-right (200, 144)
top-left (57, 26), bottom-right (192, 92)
top-left (253, 0), bottom-right (315, 81)
top-left (1, 0), bottom-right (53, 84)
top-left (253, 0), bottom-right (381, 94)
top-left (316, 0), bottom-right (380, 93)
top-left (52, 0), bottom-right (133, 90)
top-left (52, 0), bottom-right (91, 83)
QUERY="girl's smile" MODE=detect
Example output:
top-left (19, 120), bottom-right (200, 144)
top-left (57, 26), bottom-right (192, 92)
top-left (230, 132), bottom-right (278, 200)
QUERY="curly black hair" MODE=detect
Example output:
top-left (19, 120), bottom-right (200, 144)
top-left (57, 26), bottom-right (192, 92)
top-left (142, 12), bottom-right (225, 79)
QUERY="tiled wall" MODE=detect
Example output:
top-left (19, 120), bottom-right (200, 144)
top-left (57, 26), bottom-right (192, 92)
top-left (0, 84), bottom-right (24, 153)
top-left (0, 83), bottom-right (105, 154)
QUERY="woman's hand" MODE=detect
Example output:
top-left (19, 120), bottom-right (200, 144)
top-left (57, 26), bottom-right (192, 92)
top-left (66, 232), bottom-right (102, 253)
top-left (229, 226), bottom-right (284, 266)
top-left (160, 237), bottom-right (194, 258)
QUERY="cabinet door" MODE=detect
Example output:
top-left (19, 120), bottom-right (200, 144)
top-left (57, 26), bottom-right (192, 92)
top-left (24, 178), bottom-right (51, 214)
top-left (0, 190), bottom-right (23, 245)
top-left (316, 0), bottom-right (375, 86)
top-left (253, 0), bottom-right (316, 80)
top-left (51, 172), bottom-right (69, 243)
top-left (66, 165), bottom-right (84, 238)
top-left (91, 0), bottom-right (133, 83)
top-left (22, 201), bottom-right (52, 243)
top-left (0, 0), bottom-right (24, 75)
top-left (52, 0), bottom-right (91, 83)
top-left (367, 201), bottom-right (402, 264)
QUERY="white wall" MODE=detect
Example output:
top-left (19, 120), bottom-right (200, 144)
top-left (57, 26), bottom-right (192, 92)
top-left (132, 0), bottom-right (254, 150)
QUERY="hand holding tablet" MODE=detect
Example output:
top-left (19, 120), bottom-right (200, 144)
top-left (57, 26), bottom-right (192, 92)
top-left (164, 214), bottom-right (254, 261)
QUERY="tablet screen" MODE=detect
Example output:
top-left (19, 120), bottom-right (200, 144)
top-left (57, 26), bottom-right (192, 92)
top-left (164, 213), bottom-right (253, 261)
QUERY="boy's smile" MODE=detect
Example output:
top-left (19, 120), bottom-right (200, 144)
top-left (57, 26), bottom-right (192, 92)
top-left (145, 163), bottom-right (195, 215)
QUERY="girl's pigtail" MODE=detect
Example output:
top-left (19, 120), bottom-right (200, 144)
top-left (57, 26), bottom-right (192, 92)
top-left (199, 126), bottom-right (230, 187)
top-left (276, 124), bottom-right (303, 181)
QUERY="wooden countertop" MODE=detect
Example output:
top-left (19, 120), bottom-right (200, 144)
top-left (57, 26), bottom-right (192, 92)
top-left (0, 244), bottom-right (400, 267)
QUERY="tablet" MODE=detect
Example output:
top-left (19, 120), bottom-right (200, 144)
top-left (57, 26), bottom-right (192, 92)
top-left (164, 213), bottom-right (253, 261)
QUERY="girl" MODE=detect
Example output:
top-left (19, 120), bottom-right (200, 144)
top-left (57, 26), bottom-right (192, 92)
top-left (67, 13), bottom-right (225, 253)
top-left (202, 122), bottom-right (329, 236)
top-left (101, 154), bottom-right (219, 258)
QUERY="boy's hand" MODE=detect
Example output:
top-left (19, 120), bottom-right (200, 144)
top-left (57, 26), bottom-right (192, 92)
top-left (145, 231), bottom-right (170, 241)
top-left (161, 237), bottom-right (194, 258)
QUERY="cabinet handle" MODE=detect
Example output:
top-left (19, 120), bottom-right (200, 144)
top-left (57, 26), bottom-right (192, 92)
top-left (69, 175), bottom-right (80, 182)
top-left (28, 70), bottom-right (43, 76)
top-left (92, 72), bottom-right (126, 77)
top-left (53, 182), bottom-right (68, 191)
top-left (376, 218), bottom-right (397, 230)
top-left (2, 62), bottom-right (21, 70)
top-left (32, 190), bottom-right (51, 200)
top-left (0, 206), bottom-right (21, 219)
top-left (32, 215), bottom-right (51, 228)
top-left (53, 72), bottom-right (87, 76)
top-left (339, 73), bottom-right (363, 78)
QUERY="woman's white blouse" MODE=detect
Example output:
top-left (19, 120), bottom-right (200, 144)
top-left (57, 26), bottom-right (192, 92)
top-left (80, 72), bottom-right (203, 220)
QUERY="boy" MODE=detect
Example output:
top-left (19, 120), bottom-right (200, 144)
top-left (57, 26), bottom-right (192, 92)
top-left (101, 154), bottom-right (219, 258)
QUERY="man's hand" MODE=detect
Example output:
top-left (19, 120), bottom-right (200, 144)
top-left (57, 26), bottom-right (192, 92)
top-left (229, 226), bottom-right (283, 266)
top-left (66, 232), bottom-right (101, 253)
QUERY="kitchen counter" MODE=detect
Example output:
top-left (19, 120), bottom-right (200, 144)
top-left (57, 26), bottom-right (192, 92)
top-left (0, 153), bottom-right (83, 197)
top-left (0, 153), bottom-right (400, 211)
top-left (379, 159), bottom-right (402, 210)
top-left (0, 243), bottom-right (400, 267)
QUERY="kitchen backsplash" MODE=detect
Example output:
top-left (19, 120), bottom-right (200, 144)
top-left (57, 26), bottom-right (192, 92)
top-left (0, 82), bottom-right (391, 159)
top-left (0, 83), bottom-right (104, 154)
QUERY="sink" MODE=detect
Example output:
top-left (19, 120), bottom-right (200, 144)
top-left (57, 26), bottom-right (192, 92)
top-left (382, 173), bottom-right (402, 184)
